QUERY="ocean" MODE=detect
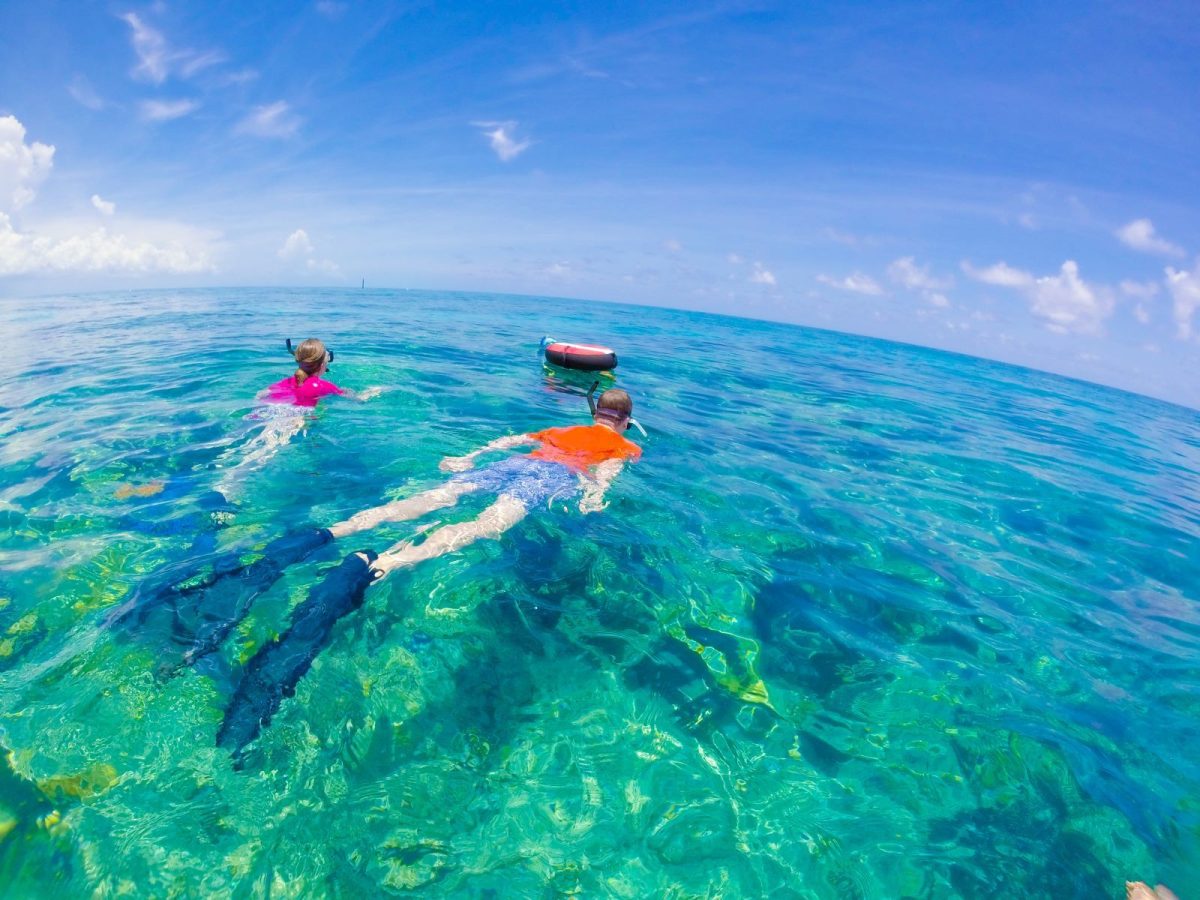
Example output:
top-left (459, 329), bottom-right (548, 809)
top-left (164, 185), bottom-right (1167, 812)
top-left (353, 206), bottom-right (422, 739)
top-left (0, 287), bottom-right (1196, 896)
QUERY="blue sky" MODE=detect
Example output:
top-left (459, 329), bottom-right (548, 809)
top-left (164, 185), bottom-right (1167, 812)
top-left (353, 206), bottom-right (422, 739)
top-left (2, 1), bottom-right (1199, 405)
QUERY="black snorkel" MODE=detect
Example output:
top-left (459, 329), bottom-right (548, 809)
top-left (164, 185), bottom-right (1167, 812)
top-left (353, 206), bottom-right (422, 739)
top-left (587, 380), bottom-right (599, 417)
top-left (286, 338), bottom-right (334, 364)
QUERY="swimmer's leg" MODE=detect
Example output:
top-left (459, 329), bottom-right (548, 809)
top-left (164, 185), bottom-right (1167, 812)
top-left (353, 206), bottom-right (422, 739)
top-left (217, 549), bottom-right (379, 759)
top-left (370, 494), bottom-right (529, 578)
top-left (327, 480), bottom-right (478, 539)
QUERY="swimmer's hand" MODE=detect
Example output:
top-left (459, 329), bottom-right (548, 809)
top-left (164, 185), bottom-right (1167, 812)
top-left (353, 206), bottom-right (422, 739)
top-left (1127, 883), bottom-right (1179, 900)
top-left (358, 386), bottom-right (383, 401)
top-left (439, 455), bottom-right (473, 473)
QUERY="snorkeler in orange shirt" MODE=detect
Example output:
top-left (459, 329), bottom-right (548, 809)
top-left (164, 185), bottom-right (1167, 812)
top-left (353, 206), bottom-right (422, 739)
top-left (215, 388), bottom-right (642, 755)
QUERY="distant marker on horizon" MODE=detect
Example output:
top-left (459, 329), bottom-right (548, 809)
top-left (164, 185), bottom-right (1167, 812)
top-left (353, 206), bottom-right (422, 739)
top-left (361, 278), bottom-right (365, 289)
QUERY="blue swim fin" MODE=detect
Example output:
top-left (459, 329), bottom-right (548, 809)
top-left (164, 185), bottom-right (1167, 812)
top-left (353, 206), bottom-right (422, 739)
top-left (217, 550), bottom-right (379, 760)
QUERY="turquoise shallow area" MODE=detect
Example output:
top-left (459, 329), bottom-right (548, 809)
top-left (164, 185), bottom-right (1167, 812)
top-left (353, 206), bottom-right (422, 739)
top-left (0, 288), bottom-right (1198, 897)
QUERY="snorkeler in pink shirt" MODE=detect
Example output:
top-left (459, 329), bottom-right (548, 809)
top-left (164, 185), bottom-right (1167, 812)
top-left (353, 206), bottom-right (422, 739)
top-left (263, 338), bottom-right (376, 407)
top-left (215, 338), bottom-right (378, 496)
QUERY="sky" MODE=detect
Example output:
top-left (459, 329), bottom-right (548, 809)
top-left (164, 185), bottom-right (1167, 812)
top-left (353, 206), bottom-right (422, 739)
top-left (1, 0), bottom-right (1199, 406)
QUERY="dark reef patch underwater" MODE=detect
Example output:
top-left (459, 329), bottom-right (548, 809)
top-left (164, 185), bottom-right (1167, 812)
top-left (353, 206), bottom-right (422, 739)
top-left (0, 288), bottom-right (1197, 896)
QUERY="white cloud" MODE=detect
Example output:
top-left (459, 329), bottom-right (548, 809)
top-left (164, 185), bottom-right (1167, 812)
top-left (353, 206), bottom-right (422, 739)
top-left (887, 256), bottom-right (952, 291)
top-left (823, 227), bottom-right (877, 249)
top-left (278, 228), bottom-right (338, 276)
top-left (1134, 303), bottom-right (1150, 325)
top-left (1115, 218), bottom-right (1184, 258)
top-left (91, 194), bottom-right (116, 216)
top-left (1018, 212), bottom-right (1038, 230)
top-left (961, 260), bottom-right (1033, 288)
top-left (120, 11), bottom-right (226, 84)
top-left (727, 253), bottom-right (743, 265)
top-left (140, 99), bottom-right (200, 122)
top-left (663, 239), bottom-right (682, 252)
top-left (544, 261), bottom-right (571, 277)
top-left (0, 212), bottom-right (212, 274)
top-left (179, 50), bottom-right (227, 78)
top-left (888, 257), bottom-right (953, 307)
top-left (237, 101), bottom-right (300, 138)
top-left (750, 261), bottom-right (776, 285)
top-left (122, 13), bottom-right (170, 84)
top-left (817, 272), bottom-right (883, 295)
top-left (964, 259), bottom-right (1113, 334)
top-left (1165, 262), bottom-right (1200, 340)
top-left (278, 229), bottom-right (314, 259)
top-left (474, 120), bottom-right (532, 162)
top-left (67, 76), bottom-right (105, 110)
top-left (0, 115), bottom-right (55, 213)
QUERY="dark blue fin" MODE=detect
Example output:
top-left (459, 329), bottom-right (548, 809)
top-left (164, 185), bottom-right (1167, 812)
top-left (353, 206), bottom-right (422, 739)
top-left (217, 550), bottom-right (378, 760)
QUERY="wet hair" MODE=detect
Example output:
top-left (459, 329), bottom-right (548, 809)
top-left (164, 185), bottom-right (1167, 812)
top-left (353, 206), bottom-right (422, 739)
top-left (595, 388), bottom-right (633, 421)
top-left (292, 338), bottom-right (328, 385)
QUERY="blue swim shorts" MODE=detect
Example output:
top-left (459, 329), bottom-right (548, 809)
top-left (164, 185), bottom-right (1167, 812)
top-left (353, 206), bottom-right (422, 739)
top-left (455, 456), bottom-right (579, 507)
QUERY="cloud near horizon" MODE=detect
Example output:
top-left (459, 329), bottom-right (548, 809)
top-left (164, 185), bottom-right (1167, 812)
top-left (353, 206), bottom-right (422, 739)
top-left (1165, 262), bottom-right (1200, 340)
top-left (0, 116), bottom-right (55, 213)
top-left (964, 259), bottom-right (1112, 335)
top-left (0, 213), bottom-right (212, 274)
top-left (817, 271), bottom-right (884, 295)
top-left (91, 194), bottom-right (116, 216)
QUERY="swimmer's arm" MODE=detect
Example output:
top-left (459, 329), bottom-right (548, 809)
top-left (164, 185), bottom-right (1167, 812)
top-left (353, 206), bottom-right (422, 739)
top-left (579, 459), bottom-right (623, 513)
top-left (439, 433), bottom-right (538, 473)
top-left (341, 386), bottom-right (383, 402)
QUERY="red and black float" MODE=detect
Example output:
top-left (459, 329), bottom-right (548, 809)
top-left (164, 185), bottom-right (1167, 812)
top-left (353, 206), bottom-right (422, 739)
top-left (542, 340), bottom-right (618, 371)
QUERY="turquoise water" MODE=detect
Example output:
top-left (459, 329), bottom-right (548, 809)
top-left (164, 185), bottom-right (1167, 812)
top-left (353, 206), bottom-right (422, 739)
top-left (1, 288), bottom-right (1198, 897)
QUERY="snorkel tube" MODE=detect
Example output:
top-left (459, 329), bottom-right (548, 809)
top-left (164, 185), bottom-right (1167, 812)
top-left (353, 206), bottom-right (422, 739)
top-left (286, 338), bottom-right (334, 364)
top-left (588, 381), bottom-right (647, 437)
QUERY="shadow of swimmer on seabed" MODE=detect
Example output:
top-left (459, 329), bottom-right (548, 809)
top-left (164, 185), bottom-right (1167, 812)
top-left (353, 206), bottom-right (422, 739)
top-left (113, 384), bottom-right (645, 764)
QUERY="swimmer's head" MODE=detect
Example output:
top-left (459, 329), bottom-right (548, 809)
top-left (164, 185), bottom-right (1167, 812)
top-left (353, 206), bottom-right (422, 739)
top-left (293, 338), bottom-right (330, 383)
top-left (594, 389), bottom-right (633, 431)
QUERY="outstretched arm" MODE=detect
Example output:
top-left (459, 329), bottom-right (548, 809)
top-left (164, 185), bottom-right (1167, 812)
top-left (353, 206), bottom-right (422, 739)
top-left (579, 459), bottom-right (624, 513)
top-left (341, 386), bottom-right (383, 403)
top-left (439, 433), bottom-right (538, 472)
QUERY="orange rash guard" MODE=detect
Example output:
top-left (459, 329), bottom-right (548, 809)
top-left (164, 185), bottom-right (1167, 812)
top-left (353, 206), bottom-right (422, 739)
top-left (527, 424), bottom-right (642, 473)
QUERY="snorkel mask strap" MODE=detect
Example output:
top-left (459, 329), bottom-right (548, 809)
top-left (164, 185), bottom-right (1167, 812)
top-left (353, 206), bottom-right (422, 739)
top-left (285, 338), bottom-right (334, 364)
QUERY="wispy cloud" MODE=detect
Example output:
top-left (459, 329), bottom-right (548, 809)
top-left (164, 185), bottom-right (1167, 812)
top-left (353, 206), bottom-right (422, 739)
top-left (1115, 218), bottom-right (1184, 258)
top-left (1165, 263), bottom-right (1200, 340)
top-left (888, 256), bottom-right (953, 307)
top-left (67, 75), bottom-right (105, 110)
top-left (0, 115), bottom-right (55, 213)
top-left (887, 256), bottom-right (952, 292)
top-left (750, 261), bottom-right (776, 285)
top-left (817, 272), bottom-right (883, 295)
top-left (663, 238), bottom-right (682, 252)
top-left (179, 50), bottom-right (227, 78)
top-left (474, 120), bottom-right (532, 162)
top-left (91, 194), bottom-right (116, 216)
top-left (120, 11), bottom-right (227, 84)
top-left (824, 227), bottom-right (878, 249)
top-left (964, 259), bottom-right (1113, 334)
top-left (121, 12), bottom-right (170, 83)
top-left (140, 99), bottom-right (200, 122)
top-left (237, 102), bottom-right (301, 138)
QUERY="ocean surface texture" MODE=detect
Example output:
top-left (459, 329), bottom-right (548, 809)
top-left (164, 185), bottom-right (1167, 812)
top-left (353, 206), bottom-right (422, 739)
top-left (0, 289), bottom-right (1196, 897)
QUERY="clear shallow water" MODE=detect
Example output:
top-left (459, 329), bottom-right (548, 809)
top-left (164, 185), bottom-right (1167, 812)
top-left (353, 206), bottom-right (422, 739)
top-left (0, 288), bottom-right (1198, 897)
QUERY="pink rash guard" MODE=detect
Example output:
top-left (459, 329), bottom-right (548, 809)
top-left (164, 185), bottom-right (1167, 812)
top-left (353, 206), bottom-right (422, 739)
top-left (264, 375), bottom-right (345, 408)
